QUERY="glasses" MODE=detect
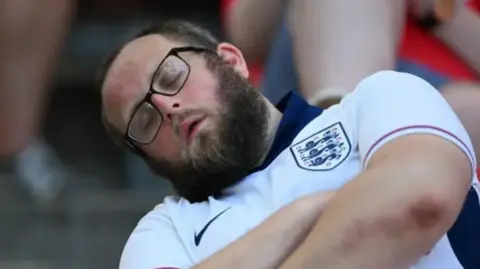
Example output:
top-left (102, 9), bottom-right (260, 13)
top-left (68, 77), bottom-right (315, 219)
top-left (125, 46), bottom-right (215, 146)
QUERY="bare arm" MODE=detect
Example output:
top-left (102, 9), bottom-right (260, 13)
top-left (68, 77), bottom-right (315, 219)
top-left (280, 135), bottom-right (471, 269)
top-left (120, 191), bottom-right (334, 269)
top-left (0, 0), bottom-right (74, 157)
top-left (278, 71), bottom-right (474, 269)
top-left (226, 0), bottom-right (287, 63)
top-left (193, 191), bottom-right (334, 269)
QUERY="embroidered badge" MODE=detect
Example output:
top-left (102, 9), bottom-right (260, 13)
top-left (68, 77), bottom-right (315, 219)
top-left (290, 122), bottom-right (351, 171)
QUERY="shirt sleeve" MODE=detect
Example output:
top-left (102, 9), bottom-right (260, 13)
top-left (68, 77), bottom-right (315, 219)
top-left (119, 204), bottom-right (193, 269)
top-left (340, 70), bottom-right (476, 173)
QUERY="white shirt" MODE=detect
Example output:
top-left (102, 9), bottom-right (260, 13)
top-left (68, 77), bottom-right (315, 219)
top-left (119, 71), bottom-right (479, 269)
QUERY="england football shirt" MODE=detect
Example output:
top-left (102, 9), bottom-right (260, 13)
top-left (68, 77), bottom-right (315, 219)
top-left (119, 71), bottom-right (479, 269)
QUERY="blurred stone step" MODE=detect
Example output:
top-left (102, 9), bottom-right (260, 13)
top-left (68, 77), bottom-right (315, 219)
top-left (0, 178), bottom-right (171, 212)
top-left (0, 189), bottom-right (171, 269)
top-left (0, 261), bottom-right (54, 269)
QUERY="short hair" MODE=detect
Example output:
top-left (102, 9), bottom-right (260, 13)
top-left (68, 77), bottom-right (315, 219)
top-left (97, 20), bottom-right (220, 150)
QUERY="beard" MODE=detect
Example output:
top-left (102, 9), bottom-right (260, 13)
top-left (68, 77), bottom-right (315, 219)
top-left (145, 54), bottom-right (270, 203)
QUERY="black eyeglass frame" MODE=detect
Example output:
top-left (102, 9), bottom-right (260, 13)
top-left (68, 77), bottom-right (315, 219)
top-left (123, 46), bottom-right (216, 153)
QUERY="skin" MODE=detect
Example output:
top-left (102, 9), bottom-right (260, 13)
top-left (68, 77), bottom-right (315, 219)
top-left (226, 0), bottom-right (288, 64)
top-left (102, 34), bottom-right (282, 201)
top-left (102, 35), bottom-right (233, 163)
top-left (288, 0), bottom-right (405, 105)
top-left (433, 4), bottom-right (480, 74)
top-left (0, 0), bottom-right (74, 157)
top-left (227, 0), bottom-right (405, 105)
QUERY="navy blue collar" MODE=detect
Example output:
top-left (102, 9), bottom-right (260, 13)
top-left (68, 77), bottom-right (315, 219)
top-left (252, 93), bottom-right (324, 172)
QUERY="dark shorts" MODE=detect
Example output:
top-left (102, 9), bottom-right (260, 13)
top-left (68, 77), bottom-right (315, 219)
top-left (261, 20), bottom-right (452, 104)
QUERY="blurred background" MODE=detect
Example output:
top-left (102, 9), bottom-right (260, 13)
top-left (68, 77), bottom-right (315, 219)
top-left (0, 1), bottom-right (222, 268)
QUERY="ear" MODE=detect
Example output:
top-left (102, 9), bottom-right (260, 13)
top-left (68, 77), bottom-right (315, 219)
top-left (216, 42), bottom-right (249, 78)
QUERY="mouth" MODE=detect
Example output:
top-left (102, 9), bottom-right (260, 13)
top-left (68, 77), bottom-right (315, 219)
top-left (180, 116), bottom-right (205, 143)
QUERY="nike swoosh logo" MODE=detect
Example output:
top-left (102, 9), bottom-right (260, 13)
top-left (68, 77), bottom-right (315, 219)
top-left (194, 207), bottom-right (231, 246)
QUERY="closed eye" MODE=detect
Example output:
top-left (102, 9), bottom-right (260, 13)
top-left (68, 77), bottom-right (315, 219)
top-left (160, 71), bottom-right (182, 89)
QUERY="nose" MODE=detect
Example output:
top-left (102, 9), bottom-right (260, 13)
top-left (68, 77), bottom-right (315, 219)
top-left (150, 94), bottom-right (181, 121)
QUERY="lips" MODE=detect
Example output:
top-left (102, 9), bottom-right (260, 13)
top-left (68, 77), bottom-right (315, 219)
top-left (180, 115), bottom-right (205, 142)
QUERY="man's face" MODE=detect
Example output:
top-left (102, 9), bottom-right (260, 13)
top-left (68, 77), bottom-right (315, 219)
top-left (102, 35), bottom-right (269, 202)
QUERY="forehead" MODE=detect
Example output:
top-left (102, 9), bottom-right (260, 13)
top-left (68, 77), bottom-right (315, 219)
top-left (102, 34), bottom-right (177, 130)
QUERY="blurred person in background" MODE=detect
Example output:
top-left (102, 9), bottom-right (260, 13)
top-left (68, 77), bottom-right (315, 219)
top-left (0, 0), bottom-right (75, 203)
top-left (98, 21), bottom-right (479, 269)
top-left (225, 0), bottom-right (480, 164)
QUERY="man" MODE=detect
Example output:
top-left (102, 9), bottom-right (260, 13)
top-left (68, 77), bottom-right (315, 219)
top-left (99, 21), bottom-right (478, 269)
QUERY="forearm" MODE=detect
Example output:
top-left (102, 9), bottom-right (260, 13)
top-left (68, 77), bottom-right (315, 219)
top-left (194, 191), bottom-right (334, 269)
top-left (279, 135), bottom-right (470, 269)
top-left (226, 0), bottom-right (287, 63)
top-left (433, 6), bottom-right (480, 74)
top-left (0, 0), bottom-right (74, 156)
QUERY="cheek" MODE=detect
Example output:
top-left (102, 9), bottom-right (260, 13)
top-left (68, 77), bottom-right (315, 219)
top-left (181, 76), bottom-right (219, 108)
top-left (187, 86), bottom-right (221, 116)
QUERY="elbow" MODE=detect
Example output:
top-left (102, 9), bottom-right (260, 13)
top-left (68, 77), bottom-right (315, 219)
top-left (396, 169), bottom-right (469, 229)
top-left (410, 156), bottom-right (473, 228)
top-left (370, 135), bottom-right (473, 230)
top-left (406, 192), bottom-right (457, 232)
top-left (405, 169), bottom-right (469, 231)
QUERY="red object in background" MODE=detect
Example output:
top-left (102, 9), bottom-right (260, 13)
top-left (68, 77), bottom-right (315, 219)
top-left (220, 0), bottom-right (235, 24)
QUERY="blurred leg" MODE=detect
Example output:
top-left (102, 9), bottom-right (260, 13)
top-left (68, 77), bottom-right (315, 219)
top-left (0, 0), bottom-right (75, 157)
top-left (288, 0), bottom-right (406, 106)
